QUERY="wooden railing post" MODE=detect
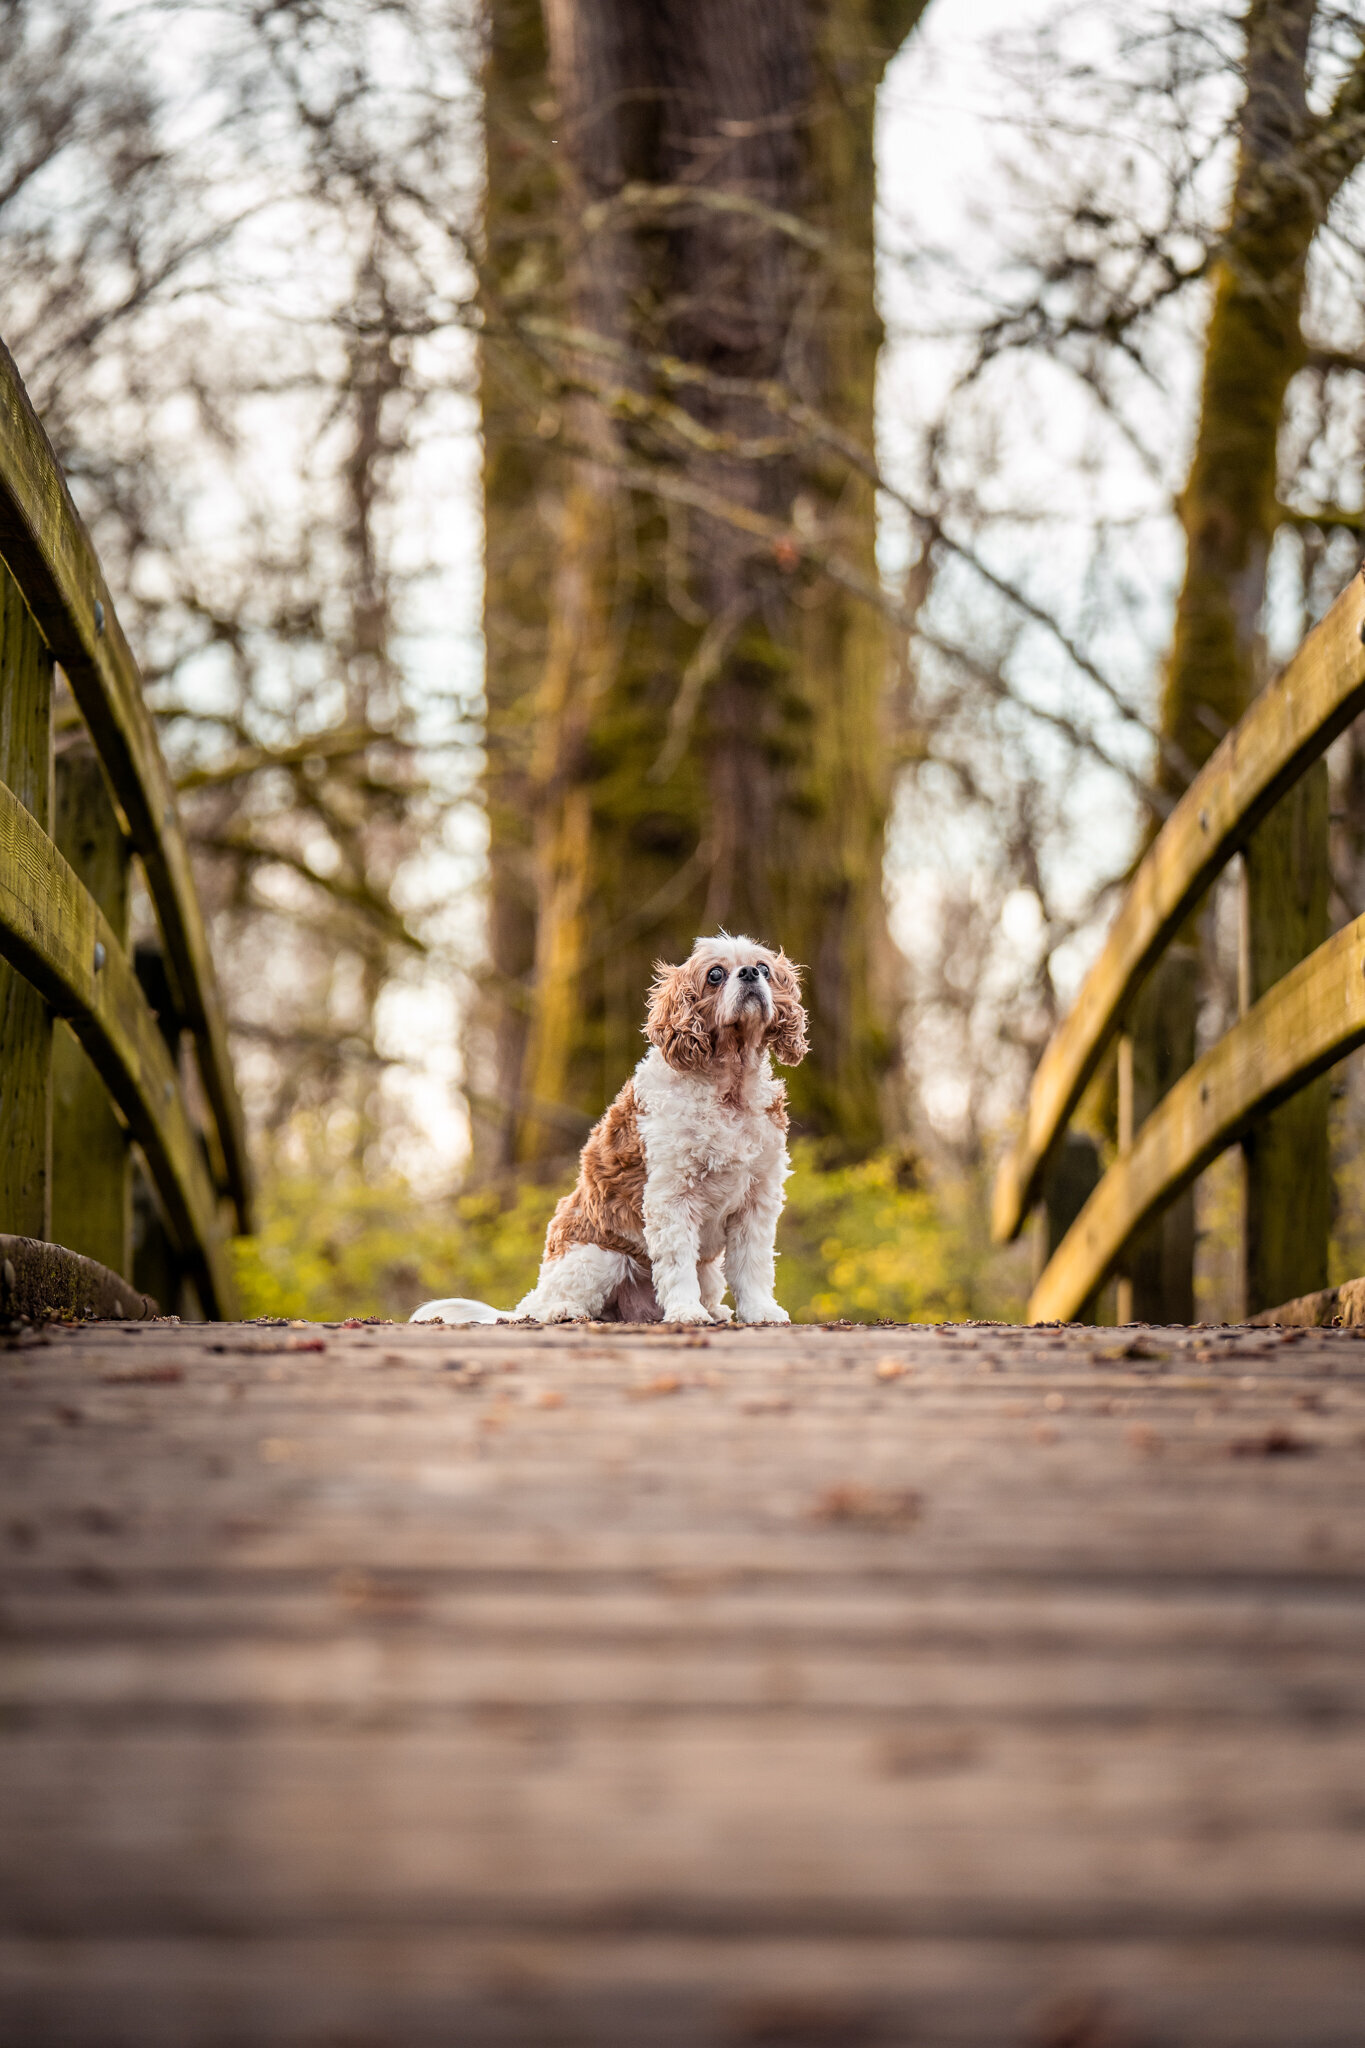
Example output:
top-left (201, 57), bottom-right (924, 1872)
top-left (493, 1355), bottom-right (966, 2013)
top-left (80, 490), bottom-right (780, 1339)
top-left (129, 939), bottom-right (192, 1316)
top-left (1241, 761), bottom-right (1330, 1315)
top-left (1115, 945), bottom-right (1198, 1324)
top-left (51, 736), bottom-right (132, 1276)
top-left (1034, 1132), bottom-right (1101, 1320)
top-left (0, 561), bottom-right (54, 1237)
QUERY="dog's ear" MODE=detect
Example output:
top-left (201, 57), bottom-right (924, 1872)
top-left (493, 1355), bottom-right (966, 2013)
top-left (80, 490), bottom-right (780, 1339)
top-left (765, 952), bottom-right (808, 1066)
top-left (645, 959), bottom-right (713, 1072)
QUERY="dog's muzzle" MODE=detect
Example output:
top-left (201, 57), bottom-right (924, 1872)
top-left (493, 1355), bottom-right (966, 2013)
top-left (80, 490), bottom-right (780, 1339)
top-left (725, 968), bottom-right (773, 1024)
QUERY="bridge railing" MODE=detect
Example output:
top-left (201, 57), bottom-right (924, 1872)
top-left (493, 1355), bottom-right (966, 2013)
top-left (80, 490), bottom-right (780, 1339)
top-left (993, 570), bottom-right (1365, 1324)
top-left (0, 339), bottom-right (249, 1319)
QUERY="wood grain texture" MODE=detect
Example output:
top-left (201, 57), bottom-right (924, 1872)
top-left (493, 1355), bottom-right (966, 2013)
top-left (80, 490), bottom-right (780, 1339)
top-left (52, 741), bottom-right (131, 1277)
top-left (0, 776), bottom-right (233, 1315)
top-left (0, 557), bottom-right (52, 1239)
top-left (1, 1317), bottom-right (1363, 2045)
top-left (0, 338), bottom-right (250, 1229)
top-left (1030, 910), bottom-right (1365, 1323)
top-left (993, 569), bottom-right (1365, 1245)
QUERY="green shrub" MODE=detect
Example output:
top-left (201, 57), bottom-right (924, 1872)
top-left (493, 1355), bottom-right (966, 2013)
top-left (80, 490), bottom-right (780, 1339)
top-left (233, 1173), bottom-right (560, 1323)
top-left (233, 1139), bottom-right (1028, 1324)
top-left (778, 1143), bottom-right (1027, 1323)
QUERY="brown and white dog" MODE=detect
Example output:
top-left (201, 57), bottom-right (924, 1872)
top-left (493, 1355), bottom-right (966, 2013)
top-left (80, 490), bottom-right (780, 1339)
top-left (411, 934), bottom-right (807, 1326)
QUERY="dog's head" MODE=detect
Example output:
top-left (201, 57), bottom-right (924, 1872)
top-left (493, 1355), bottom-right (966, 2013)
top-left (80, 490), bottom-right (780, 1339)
top-left (645, 934), bottom-right (808, 1073)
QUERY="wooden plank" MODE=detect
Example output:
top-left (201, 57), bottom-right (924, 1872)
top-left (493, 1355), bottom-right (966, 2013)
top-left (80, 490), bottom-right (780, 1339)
top-left (0, 338), bottom-right (250, 1229)
top-left (0, 775), bottom-right (233, 1315)
top-left (1242, 761), bottom-right (1331, 1313)
top-left (52, 739), bottom-right (131, 1277)
top-left (993, 569), bottom-right (1365, 1244)
top-left (1029, 909), bottom-right (1365, 1322)
top-left (1, 1933), bottom-right (1362, 2048)
top-left (0, 1319), bottom-right (1363, 2045)
top-left (0, 557), bottom-right (52, 1238)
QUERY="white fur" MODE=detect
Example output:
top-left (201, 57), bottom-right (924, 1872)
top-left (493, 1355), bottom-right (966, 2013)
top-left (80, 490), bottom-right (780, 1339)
top-left (515, 1243), bottom-right (641, 1323)
top-left (409, 1296), bottom-right (503, 1324)
top-left (630, 1043), bottom-right (789, 1322)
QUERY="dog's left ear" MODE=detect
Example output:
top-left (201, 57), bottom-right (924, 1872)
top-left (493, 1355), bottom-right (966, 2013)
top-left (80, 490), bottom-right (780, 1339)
top-left (765, 953), bottom-right (808, 1066)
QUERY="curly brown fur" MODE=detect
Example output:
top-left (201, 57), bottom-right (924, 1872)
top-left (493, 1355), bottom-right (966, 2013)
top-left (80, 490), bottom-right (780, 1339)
top-left (544, 1080), bottom-right (648, 1261)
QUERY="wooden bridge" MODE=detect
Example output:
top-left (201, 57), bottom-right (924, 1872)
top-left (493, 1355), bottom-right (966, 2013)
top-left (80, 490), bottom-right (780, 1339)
top-left (0, 339), bottom-right (248, 1326)
top-left (993, 567), bottom-right (1365, 1328)
top-left (2, 352), bottom-right (1365, 2043)
top-left (4, 1313), bottom-right (1365, 2045)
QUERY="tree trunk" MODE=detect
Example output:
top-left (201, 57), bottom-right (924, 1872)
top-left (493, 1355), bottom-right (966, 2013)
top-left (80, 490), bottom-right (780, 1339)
top-left (1137, 0), bottom-right (1326, 1318)
top-left (481, 0), bottom-right (927, 1165)
top-left (478, 0), bottom-right (564, 1166)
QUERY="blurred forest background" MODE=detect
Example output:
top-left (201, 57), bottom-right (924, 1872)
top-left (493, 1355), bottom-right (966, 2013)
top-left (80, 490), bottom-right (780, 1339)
top-left (5, 0), bottom-right (1365, 1321)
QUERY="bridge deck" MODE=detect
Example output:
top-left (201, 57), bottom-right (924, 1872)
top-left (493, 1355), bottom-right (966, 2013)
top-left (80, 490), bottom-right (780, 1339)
top-left (3, 1315), bottom-right (1365, 2046)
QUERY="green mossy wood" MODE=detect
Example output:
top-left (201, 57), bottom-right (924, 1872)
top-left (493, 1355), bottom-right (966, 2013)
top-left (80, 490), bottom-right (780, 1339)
top-left (0, 339), bottom-right (247, 1315)
top-left (481, 0), bottom-right (929, 1165)
top-left (1240, 760), bottom-right (1330, 1312)
top-left (52, 739), bottom-right (132, 1279)
top-left (0, 558), bottom-right (53, 1238)
top-left (0, 339), bottom-right (249, 1232)
top-left (1030, 906), bottom-right (1365, 1325)
top-left (0, 775), bottom-right (233, 1316)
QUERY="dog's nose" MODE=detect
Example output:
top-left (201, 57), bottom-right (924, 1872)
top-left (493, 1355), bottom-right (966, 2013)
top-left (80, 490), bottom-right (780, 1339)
top-left (737, 964), bottom-right (760, 983)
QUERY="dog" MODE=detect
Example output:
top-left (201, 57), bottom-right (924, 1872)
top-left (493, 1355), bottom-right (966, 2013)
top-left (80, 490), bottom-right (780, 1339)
top-left (411, 933), bottom-right (807, 1327)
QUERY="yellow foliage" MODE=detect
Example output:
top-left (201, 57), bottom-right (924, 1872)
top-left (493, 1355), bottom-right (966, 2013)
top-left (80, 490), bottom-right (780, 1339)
top-left (233, 1139), bottom-right (1029, 1325)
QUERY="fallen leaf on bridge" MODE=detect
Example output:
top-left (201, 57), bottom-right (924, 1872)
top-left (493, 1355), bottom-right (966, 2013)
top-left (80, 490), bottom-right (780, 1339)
top-left (631, 1373), bottom-right (683, 1398)
top-left (1229, 1425), bottom-right (1313, 1457)
top-left (811, 1484), bottom-right (922, 1529)
top-left (98, 1364), bottom-right (184, 1384)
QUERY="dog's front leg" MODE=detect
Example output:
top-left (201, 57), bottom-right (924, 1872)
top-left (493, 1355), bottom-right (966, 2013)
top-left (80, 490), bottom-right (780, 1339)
top-left (725, 1181), bottom-right (789, 1324)
top-left (699, 1255), bottom-right (732, 1323)
top-left (643, 1188), bottom-right (709, 1324)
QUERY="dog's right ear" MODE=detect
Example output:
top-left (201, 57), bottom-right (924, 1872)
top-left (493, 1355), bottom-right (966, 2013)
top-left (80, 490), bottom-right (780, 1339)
top-left (645, 959), bottom-right (713, 1072)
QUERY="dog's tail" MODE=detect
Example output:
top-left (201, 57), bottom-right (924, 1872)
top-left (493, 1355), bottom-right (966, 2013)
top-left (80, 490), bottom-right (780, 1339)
top-left (409, 1296), bottom-right (505, 1325)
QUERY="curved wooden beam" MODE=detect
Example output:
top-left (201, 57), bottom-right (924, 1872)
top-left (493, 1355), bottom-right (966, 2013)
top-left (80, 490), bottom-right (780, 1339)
top-left (0, 341), bottom-right (251, 1230)
top-left (994, 570), bottom-right (1365, 1245)
top-left (0, 777), bottom-right (234, 1318)
top-left (1028, 912), bottom-right (1365, 1323)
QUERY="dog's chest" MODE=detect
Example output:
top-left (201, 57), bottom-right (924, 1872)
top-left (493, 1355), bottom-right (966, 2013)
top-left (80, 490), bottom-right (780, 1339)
top-left (634, 1059), bottom-right (780, 1206)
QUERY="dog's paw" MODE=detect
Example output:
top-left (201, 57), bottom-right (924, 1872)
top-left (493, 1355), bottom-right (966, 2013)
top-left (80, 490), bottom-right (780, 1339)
top-left (517, 1296), bottom-right (571, 1324)
top-left (707, 1303), bottom-right (734, 1324)
top-left (738, 1300), bottom-right (789, 1325)
top-left (660, 1301), bottom-right (711, 1326)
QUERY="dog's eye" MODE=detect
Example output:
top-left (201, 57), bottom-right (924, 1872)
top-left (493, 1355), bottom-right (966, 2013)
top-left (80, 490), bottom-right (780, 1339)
top-left (758, 962), bottom-right (771, 980)
top-left (707, 965), bottom-right (725, 985)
